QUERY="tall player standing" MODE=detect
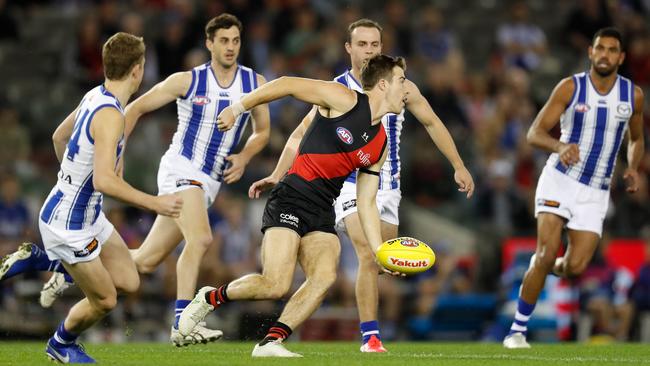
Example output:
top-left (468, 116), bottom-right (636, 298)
top-left (38, 33), bottom-right (181, 363)
top-left (259, 19), bottom-right (475, 352)
top-left (503, 27), bottom-right (645, 349)
top-left (179, 55), bottom-right (407, 357)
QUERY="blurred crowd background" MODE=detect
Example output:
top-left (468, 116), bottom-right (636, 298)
top-left (1, 0), bottom-right (650, 344)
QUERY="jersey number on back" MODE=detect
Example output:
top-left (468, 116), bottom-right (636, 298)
top-left (66, 110), bottom-right (89, 162)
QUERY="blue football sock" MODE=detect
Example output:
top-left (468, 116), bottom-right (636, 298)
top-left (508, 297), bottom-right (536, 336)
top-left (174, 300), bottom-right (191, 329)
top-left (52, 321), bottom-right (78, 346)
top-left (360, 320), bottom-right (381, 344)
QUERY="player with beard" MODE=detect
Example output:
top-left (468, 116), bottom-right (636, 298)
top-left (504, 27), bottom-right (645, 348)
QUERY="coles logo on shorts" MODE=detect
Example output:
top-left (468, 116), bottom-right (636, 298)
top-left (336, 127), bottom-right (354, 145)
top-left (399, 238), bottom-right (419, 247)
top-left (74, 238), bottom-right (99, 258)
top-left (342, 199), bottom-right (357, 211)
top-left (280, 213), bottom-right (299, 228)
top-left (192, 96), bottom-right (211, 106)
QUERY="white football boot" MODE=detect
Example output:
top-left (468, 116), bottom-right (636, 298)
top-left (503, 332), bottom-right (531, 349)
top-left (40, 272), bottom-right (72, 308)
top-left (252, 339), bottom-right (303, 357)
top-left (170, 322), bottom-right (223, 347)
top-left (178, 286), bottom-right (216, 336)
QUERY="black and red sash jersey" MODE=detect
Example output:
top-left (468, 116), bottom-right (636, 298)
top-left (283, 92), bottom-right (387, 207)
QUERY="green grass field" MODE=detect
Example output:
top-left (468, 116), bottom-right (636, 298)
top-left (1, 341), bottom-right (649, 366)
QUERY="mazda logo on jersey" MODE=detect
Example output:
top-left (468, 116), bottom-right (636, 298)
top-left (192, 96), bottom-right (211, 106)
top-left (336, 127), bottom-right (354, 144)
top-left (617, 104), bottom-right (632, 118)
top-left (574, 103), bottom-right (590, 113)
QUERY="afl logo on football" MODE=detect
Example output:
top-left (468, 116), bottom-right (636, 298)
top-left (400, 238), bottom-right (419, 247)
top-left (574, 103), bottom-right (590, 113)
top-left (192, 96), bottom-right (211, 106)
top-left (336, 127), bottom-right (354, 145)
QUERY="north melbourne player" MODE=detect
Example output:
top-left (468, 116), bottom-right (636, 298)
top-left (503, 27), bottom-right (645, 349)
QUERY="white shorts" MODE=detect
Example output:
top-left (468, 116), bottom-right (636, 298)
top-left (534, 166), bottom-right (609, 237)
top-left (334, 181), bottom-right (401, 229)
top-left (157, 152), bottom-right (222, 207)
top-left (39, 212), bottom-right (114, 264)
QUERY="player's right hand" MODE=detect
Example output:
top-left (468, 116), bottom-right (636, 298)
top-left (217, 107), bottom-right (236, 131)
top-left (153, 194), bottom-right (183, 218)
top-left (248, 176), bottom-right (279, 199)
top-left (558, 143), bottom-right (580, 167)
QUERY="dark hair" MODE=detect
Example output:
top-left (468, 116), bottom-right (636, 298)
top-left (592, 27), bottom-right (624, 49)
top-left (102, 32), bottom-right (145, 80)
top-left (360, 54), bottom-right (406, 90)
top-left (347, 18), bottom-right (382, 43)
top-left (205, 13), bottom-right (243, 40)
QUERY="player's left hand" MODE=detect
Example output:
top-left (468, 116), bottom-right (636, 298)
top-left (223, 154), bottom-right (248, 184)
top-left (623, 168), bottom-right (640, 193)
top-left (454, 166), bottom-right (475, 198)
top-left (248, 175), bottom-right (279, 199)
top-left (217, 107), bottom-right (236, 131)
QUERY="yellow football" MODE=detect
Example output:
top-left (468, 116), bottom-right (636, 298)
top-left (376, 237), bottom-right (436, 275)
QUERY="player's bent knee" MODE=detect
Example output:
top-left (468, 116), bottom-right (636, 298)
top-left (116, 274), bottom-right (140, 294)
top-left (91, 294), bottom-right (118, 313)
top-left (187, 233), bottom-right (213, 251)
top-left (565, 258), bottom-right (588, 276)
top-left (533, 252), bottom-right (556, 272)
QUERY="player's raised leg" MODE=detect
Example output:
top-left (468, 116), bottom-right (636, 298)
top-left (179, 227), bottom-right (300, 337)
top-left (252, 231), bottom-right (340, 357)
top-left (554, 230), bottom-right (599, 277)
top-left (46, 230), bottom-right (139, 363)
top-left (504, 213), bottom-right (564, 349)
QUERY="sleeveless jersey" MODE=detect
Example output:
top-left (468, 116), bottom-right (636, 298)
top-left (548, 72), bottom-right (634, 190)
top-left (334, 69), bottom-right (404, 190)
top-left (40, 85), bottom-right (124, 230)
top-left (169, 62), bottom-right (258, 181)
top-left (284, 92), bottom-right (387, 207)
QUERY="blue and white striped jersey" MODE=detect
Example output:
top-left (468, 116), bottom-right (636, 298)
top-left (168, 62), bottom-right (258, 181)
top-left (334, 69), bottom-right (404, 191)
top-left (40, 85), bottom-right (124, 230)
top-left (548, 72), bottom-right (635, 190)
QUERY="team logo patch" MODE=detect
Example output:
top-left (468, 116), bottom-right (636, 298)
top-left (176, 179), bottom-right (203, 188)
top-left (399, 238), bottom-right (419, 248)
top-left (616, 104), bottom-right (632, 118)
top-left (336, 127), bottom-right (354, 145)
top-left (342, 199), bottom-right (357, 211)
top-left (537, 199), bottom-right (560, 208)
top-left (279, 213), bottom-right (299, 228)
top-left (574, 103), bottom-right (590, 113)
top-left (74, 238), bottom-right (99, 258)
top-left (192, 96), bottom-right (211, 106)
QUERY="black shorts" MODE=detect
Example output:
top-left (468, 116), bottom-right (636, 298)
top-left (262, 182), bottom-right (336, 237)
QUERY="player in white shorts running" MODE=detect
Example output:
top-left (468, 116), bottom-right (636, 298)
top-left (256, 19), bottom-right (475, 352)
top-left (503, 27), bottom-right (645, 349)
top-left (6, 33), bottom-right (182, 363)
top-left (34, 13), bottom-right (270, 347)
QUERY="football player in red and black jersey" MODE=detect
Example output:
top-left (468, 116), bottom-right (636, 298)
top-left (178, 55), bottom-right (407, 357)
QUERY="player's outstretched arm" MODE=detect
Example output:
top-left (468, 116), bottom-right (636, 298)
top-left (356, 147), bottom-right (388, 253)
top-left (52, 108), bottom-right (79, 163)
top-left (623, 86), bottom-right (645, 193)
top-left (248, 106), bottom-right (316, 199)
top-left (527, 77), bottom-right (579, 167)
top-left (124, 71), bottom-right (192, 138)
top-left (91, 107), bottom-right (183, 217)
top-left (223, 73), bottom-right (271, 184)
top-left (404, 80), bottom-right (474, 198)
top-left (218, 77), bottom-right (356, 131)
